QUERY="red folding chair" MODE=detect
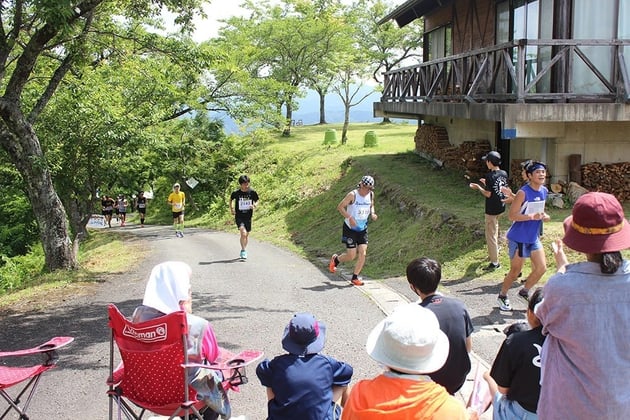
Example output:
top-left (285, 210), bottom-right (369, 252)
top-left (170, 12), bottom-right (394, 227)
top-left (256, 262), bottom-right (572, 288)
top-left (106, 304), bottom-right (262, 420)
top-left (0, 336), bottom-right (74, 419)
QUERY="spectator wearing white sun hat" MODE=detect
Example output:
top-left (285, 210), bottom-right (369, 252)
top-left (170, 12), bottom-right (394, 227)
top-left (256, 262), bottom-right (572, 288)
top-left (342, 304), bottom-right (477, 419)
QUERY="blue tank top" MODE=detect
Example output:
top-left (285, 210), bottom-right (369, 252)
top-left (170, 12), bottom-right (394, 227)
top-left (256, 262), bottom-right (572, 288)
top-left (506, 184), bottom-right (548, 244)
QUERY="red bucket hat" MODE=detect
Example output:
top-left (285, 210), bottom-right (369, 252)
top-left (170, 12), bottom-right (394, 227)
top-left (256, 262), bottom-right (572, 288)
top-left (563, 192), bottom-right (630, 254)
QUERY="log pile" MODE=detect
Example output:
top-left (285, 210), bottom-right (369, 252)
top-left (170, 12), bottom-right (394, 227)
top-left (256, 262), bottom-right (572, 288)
top-left (507, 159), bottom-right (527, 190)
top-left (414, 124), bottom-right (491, 179)
top-left (580, 162), bottom-right (630, 202)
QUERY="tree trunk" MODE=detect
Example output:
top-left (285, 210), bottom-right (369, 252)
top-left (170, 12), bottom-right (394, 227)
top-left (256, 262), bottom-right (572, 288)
top-left (283, 100), bottom-right (293, 136)
top-left (341, 105), bottom-right (351, 144)
top-left (65, 196), bottom-right (91, 241)
top-left (318, 91), bottom-right (327, 124)
top-left (0, 113), bottom-right (78, 271)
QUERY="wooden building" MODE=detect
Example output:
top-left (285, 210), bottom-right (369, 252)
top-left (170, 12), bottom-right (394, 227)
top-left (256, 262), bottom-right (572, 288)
top-left (376, 0), bottom-right (629, 198)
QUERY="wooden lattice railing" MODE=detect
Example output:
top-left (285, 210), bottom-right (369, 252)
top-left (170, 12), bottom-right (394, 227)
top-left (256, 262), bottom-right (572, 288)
top-left (381, 39), bottom-right (630, 104)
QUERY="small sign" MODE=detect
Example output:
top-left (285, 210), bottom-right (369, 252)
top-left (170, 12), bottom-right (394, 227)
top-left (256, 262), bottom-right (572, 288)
top-left (186, 177), bottom-right (199, 189)
top-left (87, 214), bottom-right (107, 229)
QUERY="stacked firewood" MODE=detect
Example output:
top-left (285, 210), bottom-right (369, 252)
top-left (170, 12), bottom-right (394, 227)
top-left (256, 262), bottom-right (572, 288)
top-left (580, 162), bottom-right (630, 202)
top-left (414, 125), bottom-right (491, 179)
top-left (507, 159), bottom-right (527, 190)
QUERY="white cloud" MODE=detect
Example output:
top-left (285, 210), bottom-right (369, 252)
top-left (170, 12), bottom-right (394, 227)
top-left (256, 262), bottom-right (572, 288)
top-left (160, 1), bottom-right (247, 42)
top-left (191, 1), bottom-right (247, 41)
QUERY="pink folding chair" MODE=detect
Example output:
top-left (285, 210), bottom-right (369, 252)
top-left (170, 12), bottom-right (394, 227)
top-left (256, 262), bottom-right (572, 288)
top-left (106, 304), bottom-right (262, 420)
top-left (0, 336), bottom-right (74, 419)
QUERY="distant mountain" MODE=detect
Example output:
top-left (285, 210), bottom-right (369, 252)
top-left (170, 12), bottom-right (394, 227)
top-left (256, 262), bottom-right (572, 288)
top-left (217, 85), bottom-right (394, 133)
top-left (292, 87), bottom-right (383, 125)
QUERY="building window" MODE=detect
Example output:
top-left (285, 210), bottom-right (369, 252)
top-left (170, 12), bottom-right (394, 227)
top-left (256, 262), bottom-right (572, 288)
top-left (425, 25), bottom-right (452, 61)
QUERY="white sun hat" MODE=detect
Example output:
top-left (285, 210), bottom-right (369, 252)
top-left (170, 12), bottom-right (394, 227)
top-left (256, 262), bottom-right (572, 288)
top-left (366, 303), bottom-right (449, 374)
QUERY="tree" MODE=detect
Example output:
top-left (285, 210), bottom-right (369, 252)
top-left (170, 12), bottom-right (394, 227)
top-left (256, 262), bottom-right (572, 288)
top-left (354, 0), bottom-right (424, 122)
top-left (0, 0), bottom-right (205, 271)
top-left (37, 27), bottom-right (215, 240)
top-left (332, 51), bottom-right (375, 144)
top-left (217, 0), bottom-right (345, 135)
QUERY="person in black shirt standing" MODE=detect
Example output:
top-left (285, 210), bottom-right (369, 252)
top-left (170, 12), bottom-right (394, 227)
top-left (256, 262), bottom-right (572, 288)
top-left (470, 151), bottom-right (508, 271)
top-left (229, 175), bottom-right (259, 260)
top-left (406, 257), bottom-right (474, 395)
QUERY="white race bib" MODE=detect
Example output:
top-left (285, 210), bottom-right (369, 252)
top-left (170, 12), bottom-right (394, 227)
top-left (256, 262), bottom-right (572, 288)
top-left (239, 198), bottom-right (253, 211)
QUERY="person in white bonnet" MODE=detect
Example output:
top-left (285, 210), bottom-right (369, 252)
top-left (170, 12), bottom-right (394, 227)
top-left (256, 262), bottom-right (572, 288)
top-left (342, 304), bottom-right (478, 419)
top-left (132, 261), bottom-right (227, 419)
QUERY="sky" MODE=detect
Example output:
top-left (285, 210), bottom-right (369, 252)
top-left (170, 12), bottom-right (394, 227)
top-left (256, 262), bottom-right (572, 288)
top-left (165, 0), bottom-right (405, 42)
top-left (161, 1), bottom-right (248, 42)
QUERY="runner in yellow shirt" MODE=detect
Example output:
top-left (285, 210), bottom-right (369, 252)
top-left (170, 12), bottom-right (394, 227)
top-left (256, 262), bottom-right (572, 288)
top-left (167, 183), bottom-right (186, 237)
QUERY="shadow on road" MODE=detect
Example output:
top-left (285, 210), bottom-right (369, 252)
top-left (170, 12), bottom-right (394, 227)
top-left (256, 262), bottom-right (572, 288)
top-left (198, 258), bottom-right (243, 265)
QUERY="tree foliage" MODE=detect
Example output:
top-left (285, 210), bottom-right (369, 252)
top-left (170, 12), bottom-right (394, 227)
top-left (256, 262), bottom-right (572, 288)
top-left (0, 0), bottom-right (206, 271)
top-left (354, 0), bottom-right (424, 83)
top-left (0, 0), bottom-right (427, 274)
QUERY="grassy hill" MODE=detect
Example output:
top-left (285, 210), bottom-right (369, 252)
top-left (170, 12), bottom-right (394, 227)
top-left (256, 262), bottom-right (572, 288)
top-left (3, 121), bottom-right (627, 305)
top-left (197, 122), bottom-right (595, 283)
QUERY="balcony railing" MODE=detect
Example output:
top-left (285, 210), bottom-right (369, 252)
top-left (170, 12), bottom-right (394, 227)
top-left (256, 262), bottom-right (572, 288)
top-left (381, 39), bottom-right (630, 104)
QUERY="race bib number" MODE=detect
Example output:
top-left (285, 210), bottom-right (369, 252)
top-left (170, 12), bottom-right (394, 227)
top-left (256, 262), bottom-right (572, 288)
top-left (525, 200), bottom-right (545, 215)
top-left (356, 208), bottom-right (370, 219)
top-left (173, 202), bottom-right (183, 210)
top-left (239, 198), bottom-right (253, 211)
top-left (138, 203), bottom-right (146, 208)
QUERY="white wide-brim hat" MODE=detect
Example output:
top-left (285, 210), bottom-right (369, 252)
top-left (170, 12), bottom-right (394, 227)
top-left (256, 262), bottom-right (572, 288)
top-left (367, 303), bottom-right (449, 375)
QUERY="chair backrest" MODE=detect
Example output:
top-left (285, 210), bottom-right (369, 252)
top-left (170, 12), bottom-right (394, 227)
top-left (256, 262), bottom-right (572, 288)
top-left (108, 304), bottom-right (195, 406)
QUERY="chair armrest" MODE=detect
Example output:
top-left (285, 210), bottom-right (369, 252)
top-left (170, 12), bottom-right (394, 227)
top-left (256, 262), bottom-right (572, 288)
top-left (0, 337), bottom-right (74, 358)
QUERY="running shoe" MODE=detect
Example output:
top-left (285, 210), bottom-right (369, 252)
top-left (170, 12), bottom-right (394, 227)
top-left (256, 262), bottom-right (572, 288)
top-left (518, 288), bottom-right (529, 303)
top-left (483, 262), bottom-right (500, 271)
top-left (328, 254), bottom-right (338, 273)
top-left (351, 277), bottom-right (364, 286)
top-left (497, 295), bottom-right (512, 311)
top-left (240, 250), bottom-right (247, 259)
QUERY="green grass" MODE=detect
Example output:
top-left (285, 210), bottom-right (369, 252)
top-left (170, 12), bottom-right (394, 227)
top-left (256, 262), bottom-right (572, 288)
top-left (0, 232), bottom-right (146, 308)
top-left (2, 121), bottom-right (628, 304)
top-left (200, 121), bottom-right (629, 283)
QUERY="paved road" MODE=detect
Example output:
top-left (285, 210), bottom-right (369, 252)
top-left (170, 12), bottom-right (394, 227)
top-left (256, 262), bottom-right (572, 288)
top-left (0, 226), bottom-right (385, 419)
top-left (0, 224), bottom-right (519, 418)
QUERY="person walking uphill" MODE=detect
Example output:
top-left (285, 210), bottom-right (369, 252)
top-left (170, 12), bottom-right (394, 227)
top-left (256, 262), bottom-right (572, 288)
top-left (136, 191), bottom-right (147, 227)
top-left (469, 151), bottom-right (508, 271)
top-left (329, 175), bottom-right (378, 286)
top-left (229, 175), bottom-right (259, 260)
top-left (167, 183), bottom-right (186, 237)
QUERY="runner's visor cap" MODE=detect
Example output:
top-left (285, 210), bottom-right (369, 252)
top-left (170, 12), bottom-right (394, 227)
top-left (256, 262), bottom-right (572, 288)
top-left (361, 175), bottom-right (375, 189)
